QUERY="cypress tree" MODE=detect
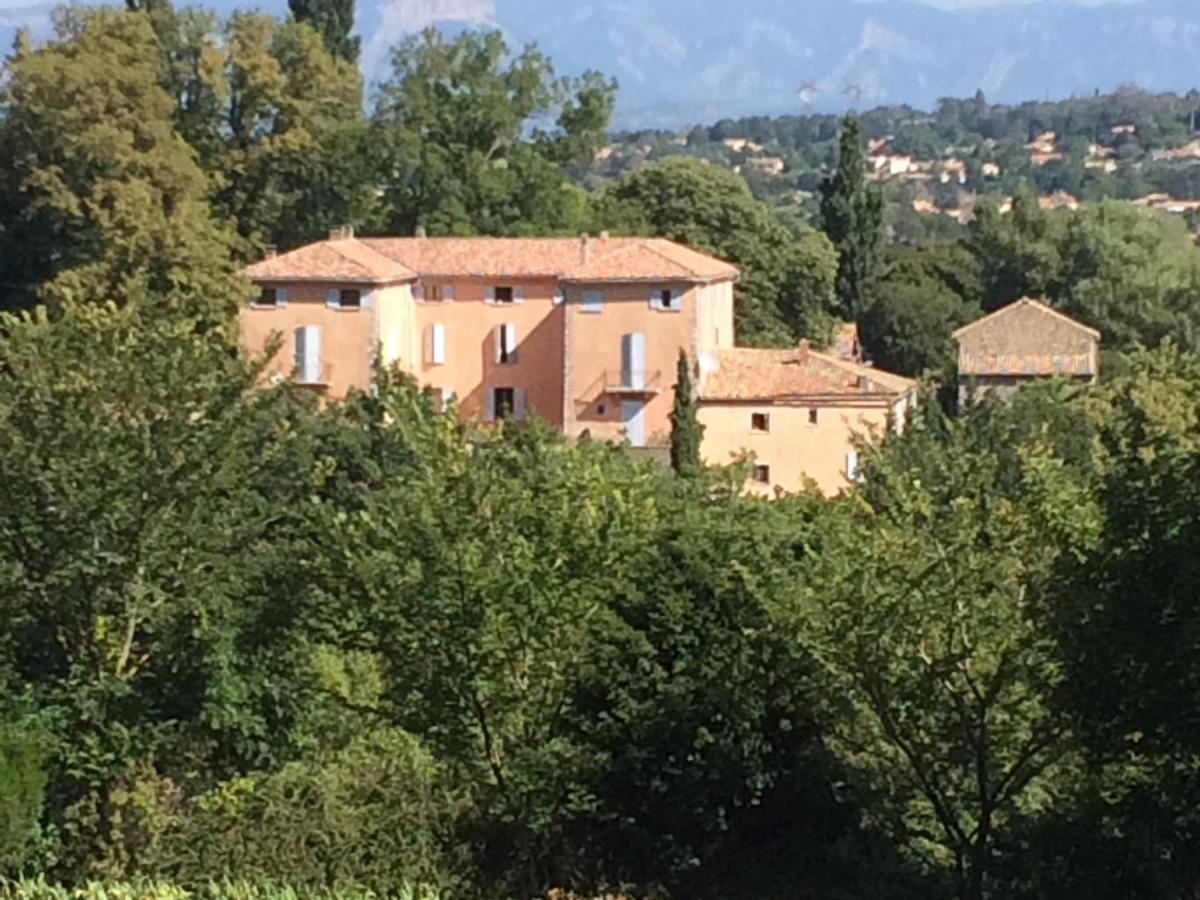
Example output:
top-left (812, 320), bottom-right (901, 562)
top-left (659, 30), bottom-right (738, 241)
top-left (820, 116), bottom-right (884, 320)
top-left (669, 350), bottom-right (703, 475)
top-left (289, 0), bottom-right (360, 63)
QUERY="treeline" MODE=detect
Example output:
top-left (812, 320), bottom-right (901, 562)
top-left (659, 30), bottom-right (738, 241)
top-left (4, 278), bottom-right (1200, 900)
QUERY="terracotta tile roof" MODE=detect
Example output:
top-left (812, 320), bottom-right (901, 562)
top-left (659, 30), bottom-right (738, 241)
top-left (245, 236), bottom-right (738, 284)
top-left (244, 239), bottom-right (416, 284)
top-left (700, 345), bottom-right (915, 403)
top-left (953, 298), bottom-right (1100, 377)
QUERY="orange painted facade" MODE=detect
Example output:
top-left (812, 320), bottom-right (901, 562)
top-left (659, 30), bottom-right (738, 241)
top-left (239, 234), bottom-right (914, 496)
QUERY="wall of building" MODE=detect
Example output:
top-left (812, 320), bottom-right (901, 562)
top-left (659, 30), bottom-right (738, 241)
top-left (698, 400), bottom-right (893, 496)
top-left (239, 281), bottom-right (382, 398)
top-left (564, 280), bottom-right (734, 444)
top-left (695, 280), bottom-right (736, 355)
top-left (378, 282), bottom-right (418, 374)
top-left (412, 277), bottom-right (565, 425)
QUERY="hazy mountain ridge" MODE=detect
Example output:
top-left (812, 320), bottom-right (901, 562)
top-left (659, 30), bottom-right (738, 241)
top-left (354, 0), bottom-right (1200, 127)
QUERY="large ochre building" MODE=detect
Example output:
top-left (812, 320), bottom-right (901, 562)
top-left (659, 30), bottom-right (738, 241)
top-left (242, 231), bottom-right (915, 495)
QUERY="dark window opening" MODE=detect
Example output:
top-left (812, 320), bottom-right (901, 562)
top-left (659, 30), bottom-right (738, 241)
top-left (809, 409), bottom-right (819, 425)
top-left (494, 286), bottom-right (514, 304)
top-left (339, 289), bottom-right (361, 308)
top-left (753, 464), bottom-right (771, 485)
top-left (660, 289), bottom-right (679, 309)
top-left (425, 284), bottom-right (442, 302)
top-left (751, 412), bottom-right (770, 433)
top-left (598, 403), bottom-right (606, 415)
top-left (494, 387), bottom-right (515, 420)
top-left (258, 287), bottom-right (277, 307)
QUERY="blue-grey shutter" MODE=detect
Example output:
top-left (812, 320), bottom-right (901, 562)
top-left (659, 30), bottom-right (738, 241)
top-left (294, 327), bottom-right (306, 377)
top-left (670, 289), bottom-right (682, 309)
top-left (277, 288), bottom-right (289, 308)
top-left (649, 289), bottom-right (661, 310)
top-left (485, 286), bottom-right (496, 304)
top-left (484, 389), bottom-right (496, 423)
top-left (326, 289), bottom-right (340, 309)
top-left (361, 291), bottom-right (375, 310)
top-left (514, 286), bottom-right (526, 303)
top-left (513, 388), bottom-right (527, 421)
top-left (444, 284), bottom-right (456, 302)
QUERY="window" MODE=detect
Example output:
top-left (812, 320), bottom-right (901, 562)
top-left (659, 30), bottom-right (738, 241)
top-left (294, 325), bottom-right (322, 385)
top-left (421, 283), bottom-right (454, 302)
top-left (753, 464), bottom-right (771, 485)
top-left (495, 323), bottom-right (518, 365)
top-left (494, 286), bottom-right (514, 304)
top-left (809, 409), bottom-right (819, 425)
top-left (651, 288), bottom-right (682, 311)
top-left (425, 323), bottom-right (446, 365)
top-left (620, 332), bottom-right (646, 389)
top-left (339, 289), bottom-right (361, 308)
top-left (846, 451), bottom-right (861, 482)
top-left (493, 387), bottom-right (515, 419)
top-left (751, 412), bottom-right (770, 433)
top-left (257, 287), bottom-right (277, 307)
top-left (582, 290), bottom-right (603, 313)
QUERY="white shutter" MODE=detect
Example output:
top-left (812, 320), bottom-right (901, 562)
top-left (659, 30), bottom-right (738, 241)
top-left (552, 288), bottom-right (565, 306)
top-left (326, 289), bottom-right (340, 309)
top-left (304, 325), bottom-right (322, 383)
top-left (513, 388), bottom-right (527, 421)
top-left (484, 389), bottom-right (496, 423)
top-left (670, 289), bottom-right (682, 309)
top-left (504, 323), bottom-right (517, 363)
top-left (485, 286), bottom-right (496, 305)
top-left (846, 451), bottom-right (860, 482)
top-left (444, 284), bottom-right (455, 302)
top-left (514, 286), bottom-right (526, 304)
top-left (649, 289), bottom-right (661, 311)
top-left (431, 323), bottom-right (446, 365)
top-left (582, 290), bottom-right (603, 312)
top-left (621, 333), bottom-right (646, 389)
top-left (277, 288), bottom-right (289, 308)
top-left (493, 325), bottom-right (503, 364)
top-left (361, 291), bottom-right (375, 310)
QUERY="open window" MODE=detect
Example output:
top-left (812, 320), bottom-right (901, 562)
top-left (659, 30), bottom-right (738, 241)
top-left (339, 289), bottom-right (361, 308)
top-left (494, 323), bottom-right (518, 365)
top-left (651, 288), bottom-right (682, 311)
top-left (752, 464), bottom-right (771, 485)
top-left (751, 412), bottom-right (770, 433)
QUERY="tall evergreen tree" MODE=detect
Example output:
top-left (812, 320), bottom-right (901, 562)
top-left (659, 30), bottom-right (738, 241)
top-left (820, 117), bottom-right (885, 320)
top-left (669, 350), bottom-right (703, 474)
top-left (288, 0), bottom-right (359, 63)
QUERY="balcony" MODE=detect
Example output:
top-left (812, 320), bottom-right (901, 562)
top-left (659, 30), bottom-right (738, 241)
top-left (603, 369), bottom-right (662, 396)
top-left (293, 361), bottom-right (334, 387)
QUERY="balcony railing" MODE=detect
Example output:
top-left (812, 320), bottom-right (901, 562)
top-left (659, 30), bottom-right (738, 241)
top-left (603, 369), bottom-right (662, 395)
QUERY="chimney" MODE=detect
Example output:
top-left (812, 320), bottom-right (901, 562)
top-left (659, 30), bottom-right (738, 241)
top-left (263, 244), bottom-right (277, 259)
top-left (328, 224), bottom-right (354, 240)
top-left (415, 225), bottom-right (427, 238)
top-left (580, 233), bottom-right (592, 265)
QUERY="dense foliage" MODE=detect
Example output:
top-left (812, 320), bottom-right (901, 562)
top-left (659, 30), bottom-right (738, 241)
top-left (6, 6), bottom-right (1200, 899)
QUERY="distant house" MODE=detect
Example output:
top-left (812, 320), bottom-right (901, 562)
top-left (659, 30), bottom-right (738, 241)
top-left (698, 342), bottom-right (916, 495)
top-left (953, 298), bottom-right (1100, 407)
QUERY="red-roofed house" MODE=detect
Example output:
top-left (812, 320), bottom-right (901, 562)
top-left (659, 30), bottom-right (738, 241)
top-left (241, 230), bottom-right (912, 494)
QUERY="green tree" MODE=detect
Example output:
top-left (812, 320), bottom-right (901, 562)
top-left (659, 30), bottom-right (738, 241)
top-left (965, 184), bottom-right (1062, 312)
top-left (373, 29), bottom-right (614, 237)
top-left (288, 0), bottom-right (359, 63)
top-left (0, 9), bottom-right (239, 321)
top-left (0, 300), bottom-right (320, 878)
top-left (601, 157), bottom-right (836, 345)
top-left (669, 350), bottom-right (702, 475)
top-left (787, 400), bottom-right (1101, 900)
top-left (820, 117), bottom-right (885, 319)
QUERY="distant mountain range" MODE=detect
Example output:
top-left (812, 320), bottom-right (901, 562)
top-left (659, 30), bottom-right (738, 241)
top-left (6, 0), bottom-right (1200, 129)
top-left (358, 0), bottom-right (1200, 128)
